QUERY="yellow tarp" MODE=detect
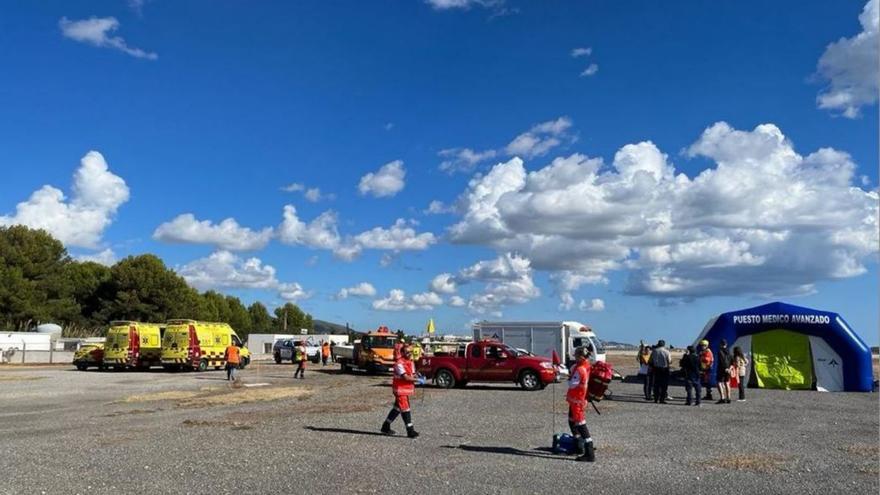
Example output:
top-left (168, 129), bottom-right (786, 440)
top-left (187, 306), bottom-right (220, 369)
top-left (752, 329), bottom-right (813, 390)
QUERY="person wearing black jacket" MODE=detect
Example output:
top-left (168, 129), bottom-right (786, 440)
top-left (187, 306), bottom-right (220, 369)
top-left (680, 346), bottom-right (701, 406)
top-left (715, 339), bottom-right (733, 404)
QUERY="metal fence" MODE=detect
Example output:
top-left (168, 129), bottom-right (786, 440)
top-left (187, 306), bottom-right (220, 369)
top-left (0, 344), bottom-right (74, 364)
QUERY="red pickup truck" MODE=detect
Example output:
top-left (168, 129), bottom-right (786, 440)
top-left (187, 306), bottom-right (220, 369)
top-left (417, 340), bottom-right (558, 391)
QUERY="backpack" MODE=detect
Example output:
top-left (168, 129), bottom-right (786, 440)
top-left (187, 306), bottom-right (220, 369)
top-left (588, 361), bottom-right (614, 402)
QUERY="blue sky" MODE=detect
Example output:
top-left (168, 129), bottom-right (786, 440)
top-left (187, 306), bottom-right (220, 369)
top-left (1, 0), bottom-right (877, 345)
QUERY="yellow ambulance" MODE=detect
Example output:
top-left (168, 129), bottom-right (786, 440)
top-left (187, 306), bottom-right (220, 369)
top-left (160, 320), bottom-right (250, 372)
top-left (104, 321), bottom-right (164, 370)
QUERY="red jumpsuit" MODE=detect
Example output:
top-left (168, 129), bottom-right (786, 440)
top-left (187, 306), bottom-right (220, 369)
top-left (391, 357), bottom-right (415, 412)
top-left (566, 360), bottom-right (591, 425)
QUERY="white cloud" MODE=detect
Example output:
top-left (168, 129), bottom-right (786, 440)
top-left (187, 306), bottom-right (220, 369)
top-left (153, 214), bottom-right (273, 251)
top-left (448, 295), bottom-right (467, 307)
top-left (579, 298), bottom-right (605, 312)
top-left (277, 205), bottom-right (351, 257)
top-left (426, 0), bottom-right (504, 10)
top-left (558, 292), bottom-right (575, 311)
top-left (816, 0), bottom-right (879, 118)
top-left (448, 122), bottom-right (879, 300)
top-left (430, 273), bottom-right (458, 294)
top-left (73, 248), bottom-right (117, 266)
top-left (337, 282), bottom-right (377, 299)
top-left (425, 200), bottom-right (455, 215)
top-left (459, 253), bottom-right (541, 314)
top-left (359, 160), bottom-right (406, 198)
top-left (59, 17), bottom-right (157, 60)
top-left (372, 289), bottom-right (442, 311)
top-left (504, 117), bottom-right (573, 159)
top-left (439, 147), bottom-right (497, 174)
top-left (571, 47), bottom-right (592, 58)
top-left (353, 219), bottom-right (436, 250)
top-left (580, 64), bottom-right (599, 77)
top-left (282, 183), bottom-right (334, 202)
top-left (178, 250), bottom-right (310, 301)
top-left (0, 151), bottom-right (129, 249)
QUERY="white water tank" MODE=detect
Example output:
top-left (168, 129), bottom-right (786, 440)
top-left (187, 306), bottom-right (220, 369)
top-left (36, 323), bottom-right (62, 335)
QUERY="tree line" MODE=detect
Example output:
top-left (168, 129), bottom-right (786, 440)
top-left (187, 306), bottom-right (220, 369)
top-left (0, 226), bottom-right (313, 338)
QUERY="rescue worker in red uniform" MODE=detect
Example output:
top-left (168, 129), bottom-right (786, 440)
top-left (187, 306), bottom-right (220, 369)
top-left (699, 339), bottom-right (714, 401)
top-left (567, 346), bottom-right (595, 462)
top-left (381, 344), bottom-right (421, 438)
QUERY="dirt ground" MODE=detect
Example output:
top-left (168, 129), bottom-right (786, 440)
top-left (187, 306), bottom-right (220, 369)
top-left (0, 355), bottom-right (877, 494)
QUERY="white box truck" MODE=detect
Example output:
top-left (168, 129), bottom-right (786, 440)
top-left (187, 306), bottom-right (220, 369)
top-left (472, 321), bottom-right (606, 366)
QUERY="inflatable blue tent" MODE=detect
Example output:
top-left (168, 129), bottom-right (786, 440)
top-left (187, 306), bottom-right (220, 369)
top-left (693, 302), bottom-right (873, 392)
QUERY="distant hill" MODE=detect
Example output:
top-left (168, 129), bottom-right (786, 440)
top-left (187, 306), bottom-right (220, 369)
top-left (313, 319), bottom-right (351, 335)
top-left (602, 340), bottom-right (639, 350)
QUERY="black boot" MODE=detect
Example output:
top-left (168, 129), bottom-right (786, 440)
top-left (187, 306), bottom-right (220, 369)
top-left (402, 411), bottom-right (419, 438)
top-left (576, 438), bottom-right (595, 462)
top-left (574, 437), bottom-right (586, 456)
top-left (380, 421), bottom-right (396, 435)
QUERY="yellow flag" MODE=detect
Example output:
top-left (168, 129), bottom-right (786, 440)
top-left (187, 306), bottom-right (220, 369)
top-left (426, 318), bottom-right (435, 335)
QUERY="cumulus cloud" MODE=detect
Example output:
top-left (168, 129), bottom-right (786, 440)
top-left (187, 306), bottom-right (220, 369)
top-left (73, 248), bottom-right (117, 266)
top-left (153, 214), bottom-right (273, 251)
top-left (816, 0), bottom-right (879, 118)
top-left (579, 298), bottom-right (605, 312)
top-left (337, 282), bottom-right (377, 299)
top-left (504, 117), bottom-right (574, 159)
top-left (59, 17), bottom-right (157, 60)
top-left (439, 147), bottom-right (498, 174)
top-left (580, 63), bottom-right (599, 77)
top-left (372, 289), bottom-right (442, 311)
top-left (571, 47), bottom-right (592, 58)
top-left (354, 219), bottom-right (436, 251)
top-left (448, 295), bottom-right (467, 307)
top-left (459, 253), bottom-right (541, 314)
top-left (282, 182), bottom-right (334, 202)
top-left (425, 0), bottom-right (504, 10)
top-left (178, 250), bottom-right (310, 301)
top-left (425, 200), bottom-right (455, 215)
top-left (0, 151), bottom-right (129, 249)
top-left (448, 122), bottom-right (879, 300)
top-left (430, 273), bottom-right (458, 294)
top-left (277, 207), bottom-right (435, 260)
top-left (359, 160), bottom-right (406, 198)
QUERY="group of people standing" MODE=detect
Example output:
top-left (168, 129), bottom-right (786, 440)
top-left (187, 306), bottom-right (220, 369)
top-left (638, 339), bottom-right (750, 406)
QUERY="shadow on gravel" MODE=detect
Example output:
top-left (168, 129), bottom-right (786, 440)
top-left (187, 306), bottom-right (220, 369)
top-left (304, 426), bottom-right (399, 438)
top-left (442, 445), bottom-right (573, 461)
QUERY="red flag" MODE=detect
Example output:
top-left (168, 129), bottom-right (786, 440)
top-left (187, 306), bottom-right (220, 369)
top-left (551, 349), bottom-right (561, 366)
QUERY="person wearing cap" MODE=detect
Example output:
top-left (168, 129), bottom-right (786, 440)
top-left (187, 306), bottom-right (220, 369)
top-left (680, 345), bottom-right (701, 406)
top-left (698, 340), bottom-right (715, 401)
top-left (715, 339), bottom-right (733, 404)
top-left (566, 346), bottom-right (595, 462)
top-left (381, 344), bottom-right (422, 438)
top-left (649, 340), bottom-right (671, 404)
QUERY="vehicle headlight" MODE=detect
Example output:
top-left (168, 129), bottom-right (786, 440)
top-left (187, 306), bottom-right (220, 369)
top-left (540, 362), bottom-right (554, 369)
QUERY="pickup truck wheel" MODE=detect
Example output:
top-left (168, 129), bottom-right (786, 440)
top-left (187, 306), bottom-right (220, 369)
top-left (435, 369), bottom-right (456, 389)
top-left (274, 354), bottom-right (281, 364)
top-left (520, 370), bottom-right (541, 391)
top-left (76, 364), bottom-right (87, 371)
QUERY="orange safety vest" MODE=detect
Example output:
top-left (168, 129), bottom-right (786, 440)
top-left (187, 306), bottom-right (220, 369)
top-left (322, 343), bottom-right (330, 357)
top-left (700, 349), bottom-right (714, 370)
top-left (566, 361), bottom-right (591, 406)
top-left (391, 358), bottom-right (415, 397)
top-left (225, 345), bottom-right (240, 365)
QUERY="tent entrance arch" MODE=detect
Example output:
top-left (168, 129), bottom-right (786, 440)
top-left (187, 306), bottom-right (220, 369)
top-left (752, 329), bottom-right (813, 390)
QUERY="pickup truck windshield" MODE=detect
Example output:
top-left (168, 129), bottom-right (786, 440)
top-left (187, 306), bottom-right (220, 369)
top-left (363, 335), bottom-right (396, 349)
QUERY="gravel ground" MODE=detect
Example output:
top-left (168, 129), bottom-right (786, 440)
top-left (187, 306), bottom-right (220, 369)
top-left (0, 358), bottom-right (877, 495)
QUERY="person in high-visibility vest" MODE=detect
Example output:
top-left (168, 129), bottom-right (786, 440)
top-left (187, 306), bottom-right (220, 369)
top-left (699, 340), bottom-right (714, 401)
top-left (224, 343), bottom-right (241, 381)
top-left (381, 344), bottom-right (423, 438)
top-left (321, 341), bottom-right (330, 366)
top-left (566, 346), bottom-right (595, 462)
top-left (293, 342), bottom-right (307, 379)
top-left (410, 342), bottom-right (422, 362)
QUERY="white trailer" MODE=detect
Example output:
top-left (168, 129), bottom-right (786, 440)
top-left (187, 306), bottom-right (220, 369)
top-left (473, 321), bottom-right (606, 365)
